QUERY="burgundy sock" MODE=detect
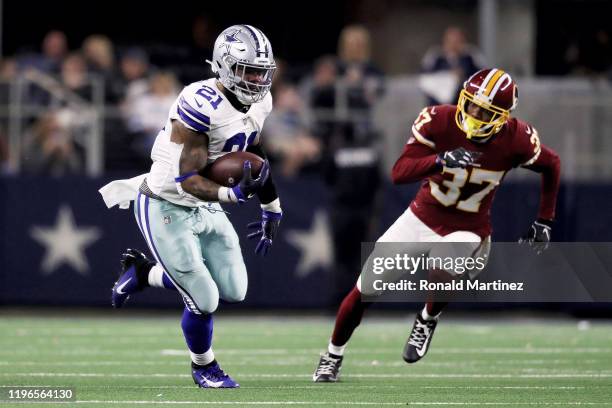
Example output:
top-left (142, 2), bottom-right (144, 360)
top-left (331, 286), bottom-right (371, 347)
top-left (424, 268), bottom-right (452, 317)
top-left (425, 301), bottom-right (448, 316)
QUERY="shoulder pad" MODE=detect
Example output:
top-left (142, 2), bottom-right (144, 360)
top-left (175, 84), bottom-right (213, 133)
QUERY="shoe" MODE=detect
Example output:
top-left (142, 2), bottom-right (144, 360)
top-left (402, 312), bottom-right (438, 363)
top-left (111, 248), bottom-right (152, 308)
top-left (192, 361), bottom-right (239, 388)
top-left (313, 352), bottom-right (343, 382)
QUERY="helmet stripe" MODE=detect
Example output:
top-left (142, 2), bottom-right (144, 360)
top-left (484, 69), bottom-right (506, 97)
top-left (476, 69), bottom-right (499, 95)
top-left (243, 24), bottom-right (263, 54)
top-left (489, 73), bottom-right (511, 100)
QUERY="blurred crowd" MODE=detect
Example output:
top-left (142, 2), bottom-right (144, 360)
top-left (3, 19), bottom-right (611, 178)
top-left (0, 29), bottom-right (183, 175)
top-left (0, 22), bottom-right (390, 182)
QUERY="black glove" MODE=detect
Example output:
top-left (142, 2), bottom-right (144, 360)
top-left (437, 147), bottom-right (482, 168)
top-left (231, 160), bottom-right (270, 203)
top-left (519, 218), bottom-right (552, 254)
top-left (247, 210), bottom-right (282, 256)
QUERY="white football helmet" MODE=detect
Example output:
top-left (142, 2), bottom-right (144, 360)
top-left (208, 25), bottom-right (276, 105)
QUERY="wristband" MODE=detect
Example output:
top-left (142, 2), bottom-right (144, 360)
top-left (218, 187), bottom-right (237, 203)
top-left (260, 198), bottom-right (282, 213)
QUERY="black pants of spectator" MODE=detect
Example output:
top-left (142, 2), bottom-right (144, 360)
top-left (330, 203), bottom-right (377, 304)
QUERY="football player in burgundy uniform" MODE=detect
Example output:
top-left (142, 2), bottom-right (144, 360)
top-left (313, 68), bottom-right (561, 382)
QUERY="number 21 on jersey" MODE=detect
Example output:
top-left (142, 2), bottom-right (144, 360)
top-left (430, 167), bottom-right (505, 213)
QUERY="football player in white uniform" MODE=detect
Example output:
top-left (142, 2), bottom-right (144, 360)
top-left (100, 25), bottom-right (282, 388)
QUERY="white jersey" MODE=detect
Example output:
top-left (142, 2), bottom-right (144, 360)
top-left (145, 78), bottom-right (273, 208)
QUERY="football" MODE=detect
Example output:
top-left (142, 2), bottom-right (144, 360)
top-left (199, 151), bottom-right (264, 187)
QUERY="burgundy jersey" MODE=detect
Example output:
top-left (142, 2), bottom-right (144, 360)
top-left (402, 104), bottom-right (541, 238)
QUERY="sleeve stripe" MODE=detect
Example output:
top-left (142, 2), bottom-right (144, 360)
top-left (179, 97), bottom-right (210, 125)
top-left (174, 171), bottom-right (198, 183)
top-left (521, 147), bottom-right (541, 167)
top-left (411, 126), bottom-right (436, 149)
top-left (177, 106), bottom-right (210, 133)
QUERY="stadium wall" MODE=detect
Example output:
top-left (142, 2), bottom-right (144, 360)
top-left (0, 175), bottom-right (610, 310)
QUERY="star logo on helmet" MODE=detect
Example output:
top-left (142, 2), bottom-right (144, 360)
top-left (224, 30), bottom-right (243, 43)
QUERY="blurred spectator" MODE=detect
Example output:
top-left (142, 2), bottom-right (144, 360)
top-left (304, 25), bottom-right (385, 300)
top-left (104, 48), bottom-right (152, 171)
top-left (61, 53), bottom-right (92, 100)
top-left (17, 30), bottom-right (70, 106)
top-left (111, 47), bottom-right (151, 103)
top-left (0, 132), bottom-right (9, 175)
top-left (304, 55), bottom-right (338, 142)
top-left (565, 28), bottom-right (612, 76)
top-left (0, 58), bottom-right (17, 105)
top-left (263, 83), bottom-right (320, 178)
top-left (180, 15), bottom-right (216, 83)
top-left (337, 24), bottom-right (385, 113)
top-left (82, 35), bottom-right (118, 102)
top-left (122, 71), bottom-right (179, 161)
top-left (148, 15), bottom-right (215, 84)
top-left (18, 30), bottom-right (68, 75)
top-left (82, 35), bottom-right (115, 73)
top-left (21, 112), bottom-right (83, 176)
top-left (420, 26), bottom-right (484, 105)
top-left (0, 59), bottom-right (16, 174)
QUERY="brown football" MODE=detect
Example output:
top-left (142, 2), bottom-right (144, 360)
top-left (199, 151), bottom-right (264, 187)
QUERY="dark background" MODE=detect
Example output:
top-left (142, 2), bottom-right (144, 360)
top-left (3, 0), bottom-right (612, 75)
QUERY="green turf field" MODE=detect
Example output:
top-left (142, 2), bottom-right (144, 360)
top-left (1, 314), bottom-right (611, 407)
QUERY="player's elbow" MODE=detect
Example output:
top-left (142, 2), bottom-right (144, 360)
top-left (543, 148), bottom-right (561, 177)
top-left (391, 160), bottom-right (403, 184)
top-left (180, 178), bottom-right (196, 195)
top-left (391, 160), bottom-right (414, 185)
top-left (550, 150), bottom-right (561, 172)
top-left (391, 170), bottom-right (404, 185)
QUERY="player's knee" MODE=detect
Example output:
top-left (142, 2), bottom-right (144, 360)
top-left (188, 283), bottom-right (219, 314)
top-left (224, 275), bottom-right (247, 303)
top-left (194, 295), bottom-right (219, 314)
top-left (220, 266), bottom-right (248, 303)
top-left (222, 290), bottom-right (245, 303)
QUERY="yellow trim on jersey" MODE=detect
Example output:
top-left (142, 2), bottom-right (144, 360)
top-left (411, 126), bottom-right (436, 149)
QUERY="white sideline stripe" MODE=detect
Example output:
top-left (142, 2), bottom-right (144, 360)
top-left (0, 359), bottom-right (599, 368)
top-left (2, 347), bottom-right (611, 357)
top-left (0, 361), bottom-right (523, 368)
top-left (3, 372), bottom-right (612, 379)
top-left (0, 385), bottom-right (592, 390)
top-left (7, 401), bottom-right (607, 406)
top-left (161, 347), bottom-right (612, 355)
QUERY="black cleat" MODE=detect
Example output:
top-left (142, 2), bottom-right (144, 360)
top-left (313, 352), bottom-right (343, 382)
top-left (111, 249), bottom-right (154, 308)
top-left (402, 312), bottom-right (438, 363)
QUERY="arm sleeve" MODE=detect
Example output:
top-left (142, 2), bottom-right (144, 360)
top-left (523, 144), bottom-right (561, 220)
top-left (391, 142), bottom-right (440, 185)
top-left (391, 106), bottom-right (443, 184)
top-left (246, 143), bottom-right (279, 205)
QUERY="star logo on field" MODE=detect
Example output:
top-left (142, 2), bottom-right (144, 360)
top-left (286, 210), bottom-right (333, 278)
top-left (30, 205), bottom-right (102, 275)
